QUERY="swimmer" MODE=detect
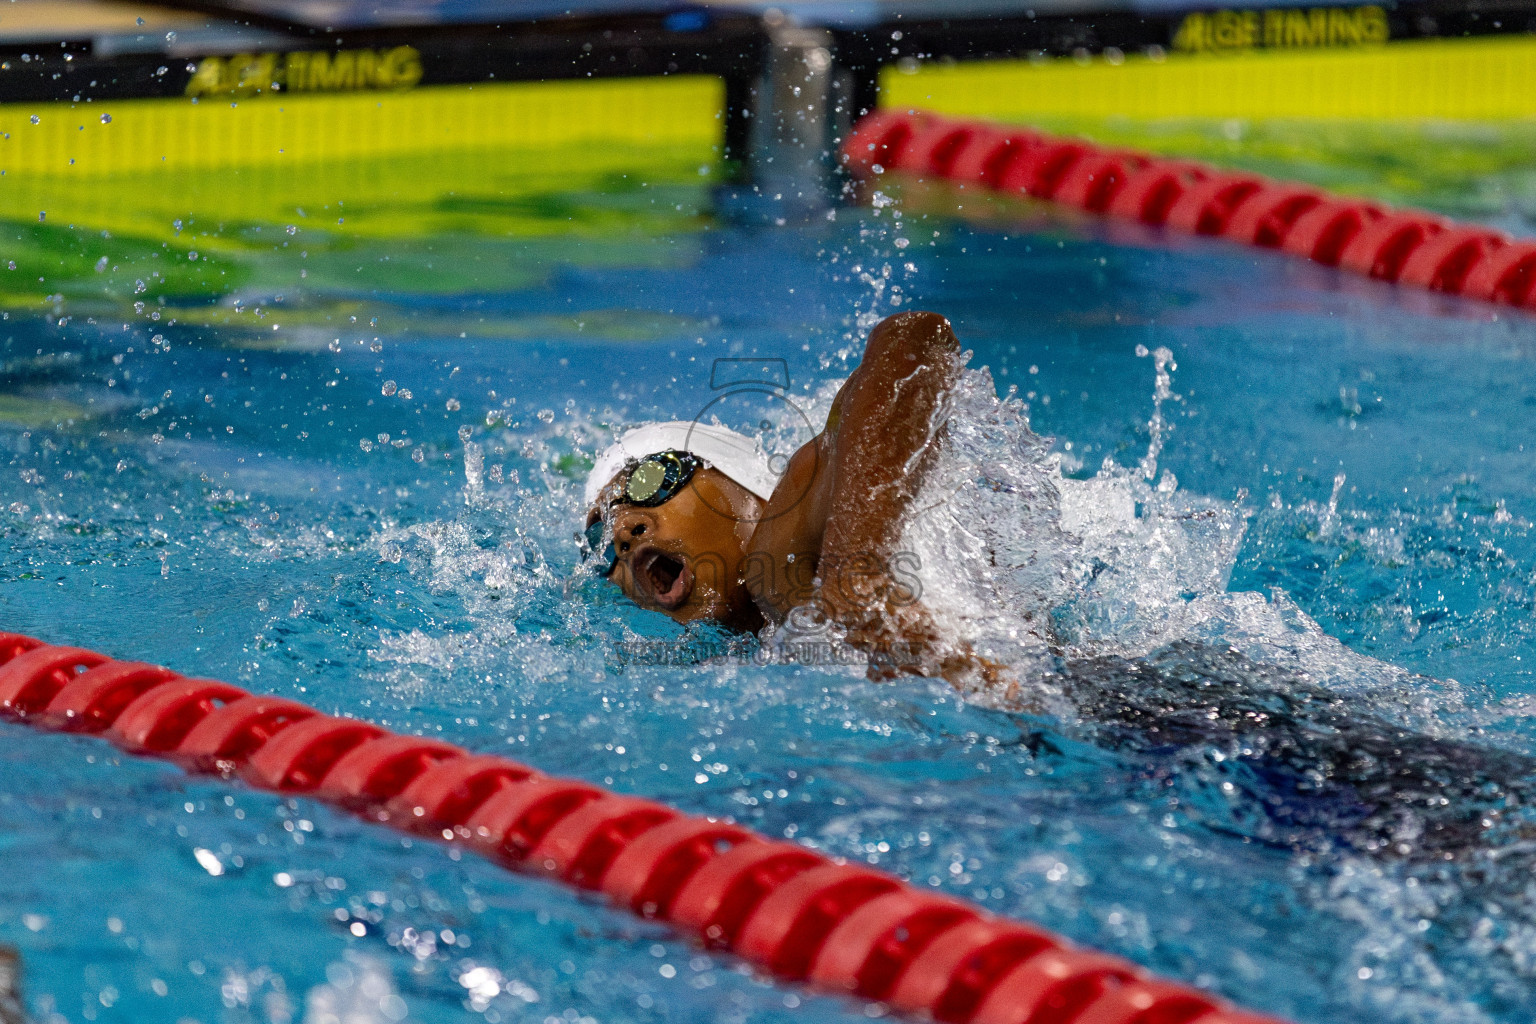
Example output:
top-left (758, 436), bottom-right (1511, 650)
top-left (581, 311), bottom-right (1009, 690)
top-left (581, 312), bottom-right (1536, 871)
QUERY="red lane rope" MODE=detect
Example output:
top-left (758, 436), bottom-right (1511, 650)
top-left (0, 632), bottom-right (1289, 1024)
top-left (843, 108), bottom-right (1536, 311)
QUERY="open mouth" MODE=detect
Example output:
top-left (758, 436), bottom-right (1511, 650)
top-left (634, 546), bottom-right (693, 610)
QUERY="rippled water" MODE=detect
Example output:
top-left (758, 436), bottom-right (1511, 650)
top-left (3, 162), bottom-right (1536, 1024)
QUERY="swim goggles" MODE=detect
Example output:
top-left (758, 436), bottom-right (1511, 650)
top-left (578, 449), bottom-right (703, 576)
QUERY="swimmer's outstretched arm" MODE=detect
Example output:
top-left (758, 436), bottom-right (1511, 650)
top-left (817, 310), bottom-right (960, 588)
top-left (820, 312), bottom-right (1013, 691)
top-left (750, 311), bottom-right (1013, 693)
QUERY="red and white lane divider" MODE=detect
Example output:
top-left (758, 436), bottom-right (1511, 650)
top-left (843, 109), bottom-right (1536, 309)
top-left (0, 632), bottom-right (1287, 1024)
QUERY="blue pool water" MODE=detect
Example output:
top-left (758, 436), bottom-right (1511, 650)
top-left (3, 182), bottom-right (1536, 1024)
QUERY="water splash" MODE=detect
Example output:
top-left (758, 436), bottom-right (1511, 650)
top-left (460, 426), bottom-right (485, 507)
top-left (1135, 344), bottom-right (1177, 485)
top-left (898, 349), bottom-right (1437, 703)
top-left (1320, 471), bottom-right (1348, 539)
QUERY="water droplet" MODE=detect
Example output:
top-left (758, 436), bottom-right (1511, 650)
top-left (193, 848), bottom-right (223, 876)
top-left (28, 115), bottom-right (39, 125)
top-left (381, 380), bottom-right (397, 396)
top-left (445, 398), bottom-right (461, 411)
top-left (99, 113), bottom-right (112, 124)
top-left (536, 408), bottom-right (554, 423)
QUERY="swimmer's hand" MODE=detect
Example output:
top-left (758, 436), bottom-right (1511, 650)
top-left (825, 588), bottom-right (1027, 706)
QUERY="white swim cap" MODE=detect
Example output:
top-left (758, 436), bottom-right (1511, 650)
top-left (584, 421), bottom-right (779, 507)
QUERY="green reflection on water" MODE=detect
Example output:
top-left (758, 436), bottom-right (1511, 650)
top-left (1, 140), bottom-right (718, 326)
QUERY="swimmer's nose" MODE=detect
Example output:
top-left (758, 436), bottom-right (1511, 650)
top-left (612, 517), bottom-right (648, 556)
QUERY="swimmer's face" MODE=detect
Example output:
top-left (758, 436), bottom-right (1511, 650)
top-left (587, 467), bottom-right (763, 631)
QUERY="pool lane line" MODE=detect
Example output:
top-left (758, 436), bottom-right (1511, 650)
top-left (844, 109), bottom-right (1536, 312)
top-left (0, 632), bottom-right (1291, 1024)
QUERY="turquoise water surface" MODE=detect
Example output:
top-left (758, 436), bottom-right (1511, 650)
top-left (2, 162), bottom-right (1536, 1024)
